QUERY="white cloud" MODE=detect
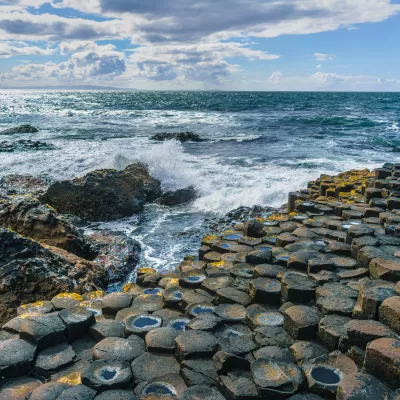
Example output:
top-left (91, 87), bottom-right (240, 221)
top-left (316, 64), bottom-right (321, 69)
top-left (314, 52), bottom-right (335, 61)
top-left (268, 71), bottom-right (283, 84)
top-left (0, 41), bottom-right (55, 58)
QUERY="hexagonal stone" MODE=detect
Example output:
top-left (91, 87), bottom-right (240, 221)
top-left (281, 272), bottom-right (316, 303)
top-left (379, 296), bottom-right (400, 334)
top-left (253, 326), bottom-right (294, 348)
top-left (181, 385), bottom-right (226, 400)
top-left (144, 327), bottom-right (180, 353)
top-left (57, 384), bottom-right (97, 400)
top-left (82, 360), bottom-right (133, 391)
top-left (0, 338), bottom-right (37, 378)
top-left (181, 358), bottom-right (219, 386)
top-left (215, 323), bottom-right (257, 355)
top-left (254, 264), bottom-right (285, 278)
top-left (370, 258), bottom-right (400, 281)
top-left (51, 293), bottom-right (83, 310)
top-left (290, 341), bottom-right (328, 366)
top-left (318, 315), bottom-right (351, 351)
top-left (186, 313), bottom-right (222, 332)
top-left (163, 287), bottom-right (183, 306)
top-left (94, 389), bottom-right (136, 400)
top-left (186, 303), bottom-right (215, 318)
top-left (93, 337), bottom-right (144, 362)
top-left (34, 343), bottom-right (76, 378)
top-left (19, 312), bottom-right (66, 349)
top-left (246, 249), bottom-right (272, 264)
top-left (59, 306), bottom-right (95, 341)
top-left (365, 338), bottom-right (400, 389)
top-left (316, 296), bottom-right (356, 317)
top-left (336, 372), bottom-right (392, 400)
top-left (251, 359), bottom-right (304, 398)
top-left (175, 330), bottom-right (217, 361)
top-left (114, 307), bottom-right (143, 322)
top-left (276, 233), bottom-right (297, 247)
top-left (346, 320), bottom-right (396, 348)
top-left (139, 373), bottom-right (187, 398)
top-left (125, 314), bottom-right (162, 337)
top-left (214, 304), bottom-right (246, 322)
top-left (89, 320), bottom-right (125, 342)
top-left (131, 353), bottom-right (179, 383)
top-left (131, 294), bottom-right (164, 312)
top-left (0, 376), bottom-right (42, 400)
top-left (246, 304), bottom-right (284, 330)
top-left (29, 382), bottom-right (70, 400)
top-left (284, 305), bottom-right (323, 340)
top-left (249, 278), bottom-right (281, 305)
top-left (17, 301), bottom-right (54, 316)
top-left (79, 300), bottom-right (103, 320)
top-left (215, 287), bottom-right (251, 306)
top-left (101, 293), bottom-right (133, 316)
top-left (316, 282), bottom-right (358, 300)
top-left (213, 351), bottom-right (250, 375)
top-left (220, 370), bottom-right (258, 400)
top-left (254, 346), bottom-right (295, 363)
top-left (332, 256), bottom-right (357, 269)
top-left (182, 289), bottom-right (214, 308)
top-left (201, 276), bottom-right (233, 295)
top-left (179, 270), bottom-right (207, 288)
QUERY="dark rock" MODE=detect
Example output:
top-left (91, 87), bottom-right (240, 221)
top-left (89, 320), bottom-right (125, 341)
top-left (0, 376), bottom-right (42, 399)
top-left (254, 346), bottom-right (296, 363)
top-left (29, 382), bottom-right (70, 400)
top-left (94, 389), bottom-right (137, 400)
top-left (253, 326), bottom-right (294, 348)
top-left (160, 186), bottom-right (197, 206)
top-left (216, 287), bottom-right (251, 306)
top-left (145, 327), bottom-right (179, 352)
top-left (102, 293), bottom-right (133, 316)
top-left (214, 303), bottom-right (246, 322)
top-left (220, 370), bottom-right (259, 400)
top-left (0, 139), bottom-right (55, 153)
top-left (318, 315), bottom-right (351, 351)
top-left (346, 320), bottom-right (396, 348)
top-left (215, 323), bottom-right (257, 355)
top-left (181, 358), bottom-right (219, 386)
top-left (139, 373), bottom-right (187, 398)
top-left (249, 278), bottom-right (281, 304)
top-left (181, 385), bottom-right (226, 400)
top-left (244, 219), bottom-right (265, 238)
top-left (17, 300), bottom-right (54, 316)
top-left (316, 296), bottom-right (356, 317)
top-left (379, 296), bottom-right (400, 334)
top-left (1, 125), bottom-right (39, 135)
top-left (213, 351), bottom-right (250, 374)
top-left (150, 132), bottom-right (203, 142)
top-left (93, 337), bottom-right (144, 362)
top-left (57, 385), bottom-right (97, 400)
top-left (59, 306), bottom-right (95, 341)
top-left (175, 330), bottom-right (217, 361)
top-left (125, 314), bottom-right (162, 337)
top-left (283, 305), bottom-right (323, 340)
top-left (186, 313), bottom-right (221, 331)
top-left (370, 257), bottom-right (400, 281)
top-left (281, 272), bottom-right (317, 303)
top-left (41, 163), bottom-right (162, 221)
top-left (131, 353), bottom-right (180, 383)
top-left (290, 341), bottom-right (328, 366)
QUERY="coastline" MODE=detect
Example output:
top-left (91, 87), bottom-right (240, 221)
top-left (0, 163), bottom-right (400, 398)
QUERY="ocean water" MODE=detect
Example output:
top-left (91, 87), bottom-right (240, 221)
top-left (1, 91), bottom-right (400, 283)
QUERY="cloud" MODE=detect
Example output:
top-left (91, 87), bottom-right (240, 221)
top-left (314, 52), bottom-right (335, 61)
top-left (268, 71), bottom-right (283, 84)
top-left (0, 41), bottom-right (55, 57)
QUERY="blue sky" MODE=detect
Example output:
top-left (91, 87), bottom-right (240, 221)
top-left (0, 0), bottom-right (400, 90)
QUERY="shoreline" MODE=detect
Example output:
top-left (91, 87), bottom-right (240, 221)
top-left (0, 163), bottom-right (400, 398)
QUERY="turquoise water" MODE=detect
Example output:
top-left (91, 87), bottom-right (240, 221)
top-left (1, 91), bottom-right (400, 278)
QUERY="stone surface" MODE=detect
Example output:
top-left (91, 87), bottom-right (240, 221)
top-left (346, 319), bottom-right (396, 348)
top-left (0, 376), bottom-right (42, 400)
top-left (131, 353), bottom-right (180, 383)
top-left (29, 382), bottom-right (70, 400)
top-left (175, 330), bottom-right (217, 361)
top-left (379, 296), bottom-right (400, 333)
top-left (34, 343), bottom-right (76, 378)
top-left (93, 337), bottom-right (144, 362)
top-left (284, 305), bottom-right (323, 340)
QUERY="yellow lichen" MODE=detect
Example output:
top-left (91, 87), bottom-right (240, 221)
top-left (58, 372), bottom-right (82, 386)
top-left (84, 290), bottom-right (104, 299)
top-left (19, 301), bottom-right (45, 309)
top-left (54, 293), bottom-right (83, 301)
top-left (202, 234), bottom-right (218, 245)
top-left (137, 267), bottom-right (156, 275)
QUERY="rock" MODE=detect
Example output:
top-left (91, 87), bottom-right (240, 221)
top-left (93, 337), bottom-right (144, 362)
top-left (41, 163), bottom-right (162, 221)
top-left (249, 278), bottom-right (281, 304)
top-left (59, 306), bottom-right (95, 341)
top-left (0, 228), bottom-right (107, 325)
top-left (246, 304), bottom-right (284, 330)
top-left (251, 359), bottom-right (304, 398)
top-left (181, 385), bottom-right (226, 400)
top-left (150, 132), bottom-right (203, 142)
top-left (94, 389), bottom-right (136, 400)
top-left (33, 343), bottom-right (76, 378)
top-left (29, 382), bottom-right (70, 400)
top-left (316, 296), bottom-right (356, 317)
top-left (0, 376), bottom-right (42, 400)
top-left (283, 305), bottom-right (323, 340)
top-left (364, 338), bottom-right (400, 389)
top-left (186, 313), bottom-right (221, 331)
top-left (281, 272), bottom-right (317, 303)
top-left (379, 296), bottom-right (400, 334)
top-left (51, 293), bottom-right (82, 310)
top-left (145, 327), bottom-right (179, 352)
top-left (214, 304), bottom-right (246, 322)
top-left (139, 373), bottom-right (187, 398)
top-left (254, 345), bottom-right (296, 363)
top-left (102, 293), bottom-right (133, 316)
top-left (82, 360), bottom-right (133, 391)
top-left (17, 300), bottom-right (54, 316)
top-left (0, 139), bottom-right (55, 153)
top-left (213, 351), bottom-right (250, 374)
top-left (216, 287), bottom-right (252, 306)
top-left (0, 174), bottom-right (52, 198)
top-left (19, 312), bottom-right (66, 349)
top-left (253, 326), bottom-right (294, 348)
top-left (181, 358), bottom-right (219, 386)
top-left (160, 186), bottom-right (197, 206)
top-left (0, 338), bottom-right (37, 378)
top-left (57, 385), bottom-right (97, 400)
top-left (318, 315), bottom-right (351, 351)
top-left (370, 258), bottom-right (400, 281)
top-left (215, 323), bottom-right (257, 355)
top-left (290, 341), bottom-right (328, 366)
top-left (337, 372), bottom-right (392, 400)
top-left (175, 330), bottom-right (217, 361)
top-left (346, 320), bottom-right (396, 348)
top-left (220, 370), bottom-right (259, 400)
top-left (0, 125), bottom-right (39, 135)
top-left (244, 219), bottom-right (265, 238)
top-left (89, 320), bottom-right (125, 341)
top-left (131, 353), bottom-right (180, 383)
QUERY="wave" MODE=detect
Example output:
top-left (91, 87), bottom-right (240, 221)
top-left (210, 134), bottom-right (263, 143)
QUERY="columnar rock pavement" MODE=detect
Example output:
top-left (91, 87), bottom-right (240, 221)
top-left (1, 163), bottom-right (400, 399)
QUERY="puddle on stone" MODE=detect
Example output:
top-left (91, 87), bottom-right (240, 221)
top-left (94, 366), bottom-right (120, 382)
top-left (219, 243), bottom-right (232, 250)
top-left (144, 288), bottom-right (163, 295)
top-left (315, 240), bottom-right (329, 246)
top-left (224, 234), bottom-right (243, 241)
top-left (263, 222), bottom-right (279, 227)
top-left (170, 290), bottom-right (183, 300)
top-left (191, 305), bottom-right (214, 316)
top-left (168, 318), bottom-right (189, 331)
top-left (257, 313), bottom-right (284, 326)
top-left (310, 366), bottom-right (341, 385)
top-left (226, 328), bottom-right (244, 338)
top-left (143, 382), bottom-right (177, 396)
top-left (185, 276), bottom-right (204, 283)
top-left (132, 316), bottom-right (161, 329)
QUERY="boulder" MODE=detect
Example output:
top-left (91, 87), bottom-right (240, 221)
top-left (0, 125), bottom-right (39, 135)
top-left (160, 186), bottom-right (197, 206)
top-left (0, 140), bottom-right (55, 153)
top-left (150, 132), bottom-right (203, 142)
top-left (41, 163), bottom-right (162, 221)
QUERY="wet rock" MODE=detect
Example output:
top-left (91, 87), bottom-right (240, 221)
top-left (131, 353), bottom-right (180, 383)
top-left (290, 341), bottom-right (329, 366)
top-left (82, 360), bottom-right (133, 391)
top-left (160, 186), bottom-right (197, 206)
top-left (215, 323), bottom-right (257, 355)
top-left (59, 306), bottom-right (95, 341)
top-left (42, 163), bottom-right (162, 221)
top-left (89, 320), bottom-right (125, 341)
top-left (125, 314), bottom-right (162, 337)
top-left (244, 219), bottom-right (265, 238)
top-left (284, 305), bottom-right (323, 340)
top-left (337, 372), bottom-right (392, 400)
top-left (139, 373), bottom-right (188, 398)
top-left (379, 296), bottom-right (400, 334)
top-left (181, 358), bottom-right (219, 386)
top-left (150, 132), bottom-right (203, 142)
top-left (253, 326), bottom-right (294, 348)
top-left (93, 337), bottom-right (144, 362)
top-left (220, 370), bottom-right (259, 400)
top-left (249, 278), bottom-right (281, 305)
top-left (34, 343), bottom-right (76, 378)
top-left (216, 287), bottom-right (251, 306)
top-left (1, 125), bottom-right (39, 135)
top-left (0, 139), bottom-right (55, 152)
top-left (0, 338), bottom-right (37, 378)
top-left (145, 327), bottom-right (179, 352)
top-left (254, 346), bottom-right (296, 363)
top-left (365, 338), bottom-right (400, 389)
top-left (318, 315), bottom-right (351, 351)
top-left (29, 382), bottom-right (70, 400)
top-left (175, 330), bottom-right (217, 361)
top-left (0, 376), bottom-right (41, 400)
top-left (251, 359), bottom-right (304, 399)
top-left (181, 385), bottom-right (226, 400)
top-left (57, 385), bottom-right (97, 400)
top-left (246, 304), bottom-right (284, 330)
top-left (346, 319), bottom-right (396, 348)
top-left (281, 272), bottom-right (317, 303)
top-left (370, 257), bottom-right (400, 281)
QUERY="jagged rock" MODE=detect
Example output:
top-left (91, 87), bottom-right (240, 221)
top-left (160, 186), bottom-right (197, 206)
top-left (0, 228), bottom-right (107, 325)
top-left (150, 131), bottom-right (203, 142)
top-left (220, 370), bottom-right (258, 400)
top-left (0, 174), bottom-right (53, 198)
top-left (41, 163), bottom-right (162, 221)
top-left (0, 139), bottom-right (54, 153)
top-left (1, 125), bottom-right (39, 135)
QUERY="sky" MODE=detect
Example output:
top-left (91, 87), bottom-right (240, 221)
top-left (0, 0), bottom-right (400, 91)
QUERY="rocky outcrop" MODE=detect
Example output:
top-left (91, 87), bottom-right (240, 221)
top-left (0, 195), bottom-right (96, 259)
top-left (150, 132), bottom-right (204, 142)
top-left (41, 163), bottom-right (162, 222)
top-left (0, 125), bottom-right (39, 135)
top-left (160, 186), bottom-right (197, 206)
top-left (0, 140), bottom-right (54, 152)
top-left (0, 174), bottom-right (53, 198)
top-left (0, 228), bottom-right (107, 324)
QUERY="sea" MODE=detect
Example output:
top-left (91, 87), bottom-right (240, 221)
top-left (1, 91), bottom-right (400, 287)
